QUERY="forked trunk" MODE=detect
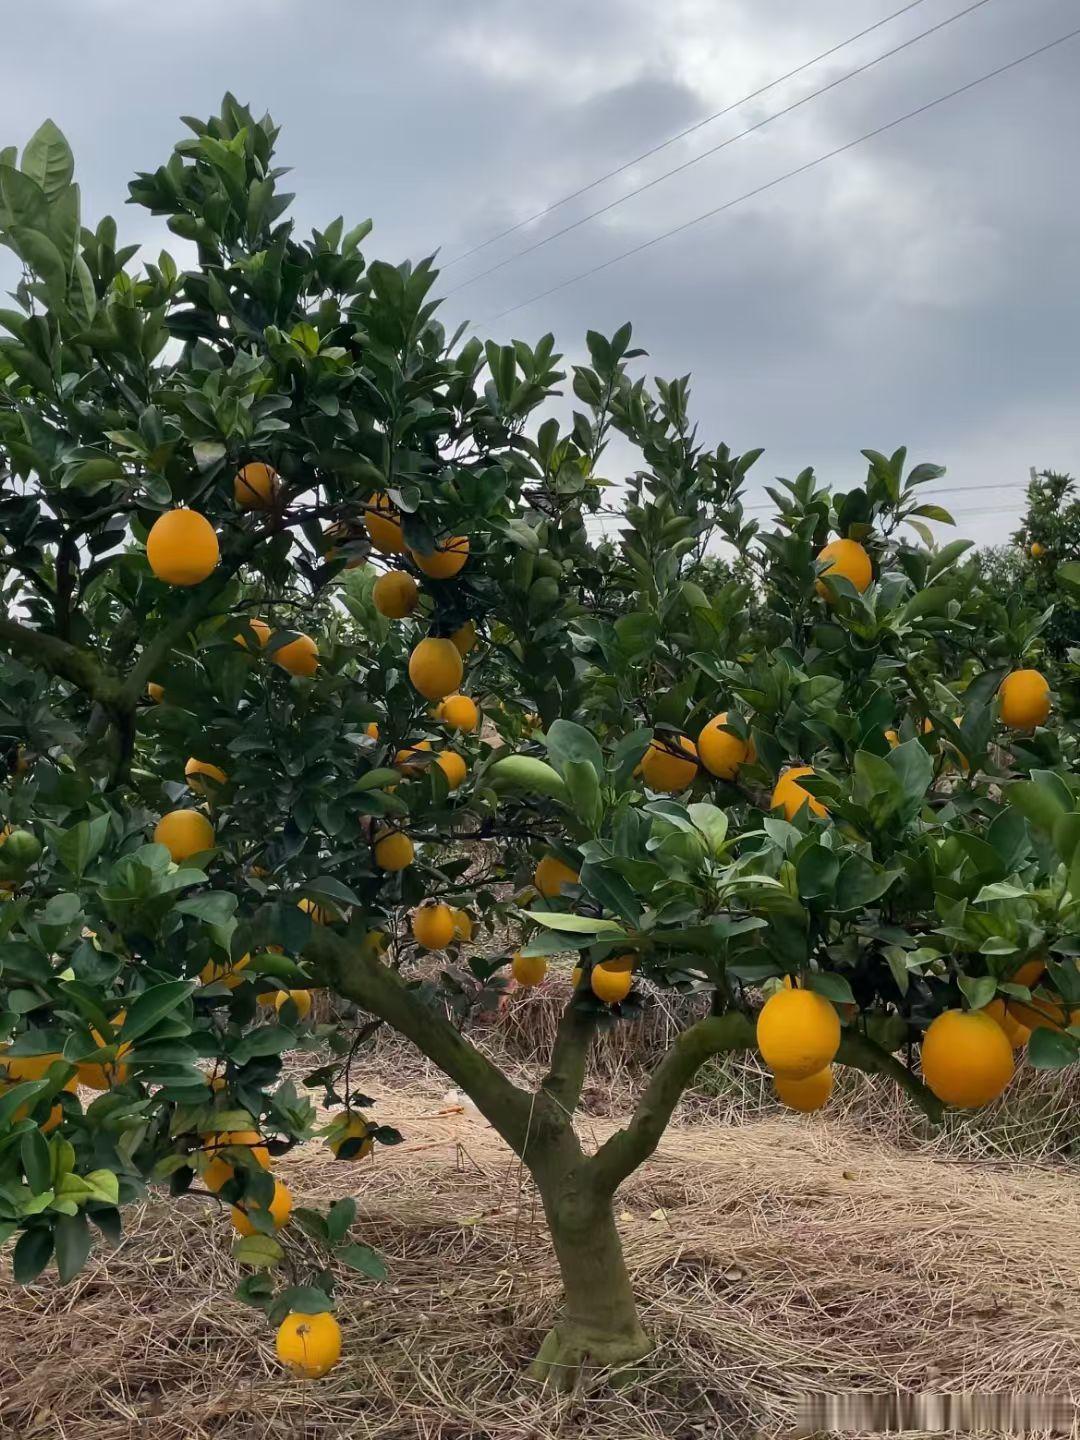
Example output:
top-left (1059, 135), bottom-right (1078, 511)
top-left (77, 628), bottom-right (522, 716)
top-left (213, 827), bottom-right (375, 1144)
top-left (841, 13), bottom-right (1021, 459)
top-left (528, 1173), bottom-right (650, 1390)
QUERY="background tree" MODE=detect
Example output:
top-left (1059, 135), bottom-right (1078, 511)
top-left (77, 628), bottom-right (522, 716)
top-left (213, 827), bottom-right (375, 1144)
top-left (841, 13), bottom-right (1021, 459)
top-left (1, 100), bottom-right (1078, 1389)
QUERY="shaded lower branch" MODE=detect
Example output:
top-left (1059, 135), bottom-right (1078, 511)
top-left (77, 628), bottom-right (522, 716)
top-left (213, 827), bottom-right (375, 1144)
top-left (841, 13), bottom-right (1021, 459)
top-left (540, 997), bottom-right (599, 1114)
top-left (588, 1010), bottom-right (755, 1194)
top-left (306, 926), bottom-right (539, 1155)
top-left (0, 615), bottom-right (118, 702)
top-left (837, 1029), bottom-right (943, 1123)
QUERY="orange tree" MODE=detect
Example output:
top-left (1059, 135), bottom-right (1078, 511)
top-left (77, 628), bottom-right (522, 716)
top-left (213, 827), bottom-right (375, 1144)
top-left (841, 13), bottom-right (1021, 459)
top-left (2, 99), bottom-right (1079, 1387)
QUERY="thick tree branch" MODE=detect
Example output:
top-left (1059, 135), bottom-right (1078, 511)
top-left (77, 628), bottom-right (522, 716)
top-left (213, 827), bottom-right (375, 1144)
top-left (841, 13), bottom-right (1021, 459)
top-left (540, 998), bottom-right (599, 1115)
top-left (837, 1029), bottom-right (943, 1123)
top-left (587, 1010), bottom-right (754, 1195)
top-left (306, 927), bottom-right (540, 1156)
top-left (0, 615), bottom-right (119, 702)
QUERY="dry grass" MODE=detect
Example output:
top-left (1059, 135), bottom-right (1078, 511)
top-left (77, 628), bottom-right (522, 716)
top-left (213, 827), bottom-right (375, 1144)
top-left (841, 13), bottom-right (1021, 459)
top-left (3, 1059), bottom-right (1080, 1440)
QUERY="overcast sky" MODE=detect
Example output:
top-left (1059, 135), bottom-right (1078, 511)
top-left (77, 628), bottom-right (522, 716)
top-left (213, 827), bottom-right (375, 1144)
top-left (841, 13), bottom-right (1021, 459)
top-left (2, 0), bottom-right (1078, 547)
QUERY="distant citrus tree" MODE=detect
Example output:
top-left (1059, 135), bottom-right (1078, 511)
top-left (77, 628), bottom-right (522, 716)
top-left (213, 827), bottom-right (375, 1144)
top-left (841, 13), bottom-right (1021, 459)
top-left (1, 99), bottom-right (1079, 1388)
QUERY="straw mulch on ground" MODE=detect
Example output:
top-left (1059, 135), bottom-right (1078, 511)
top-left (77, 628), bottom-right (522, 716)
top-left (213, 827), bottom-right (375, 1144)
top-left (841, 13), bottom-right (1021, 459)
top-left (3, 1055), bottom-right (1079, 1440)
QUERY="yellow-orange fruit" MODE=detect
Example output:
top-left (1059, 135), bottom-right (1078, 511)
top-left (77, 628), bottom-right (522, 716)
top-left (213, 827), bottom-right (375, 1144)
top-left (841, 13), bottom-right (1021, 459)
top-left (329, 1114), bottom-right (374, 1161)
top-left (231, 1178), bottom-right (292, 1236)
top-left (920, 1009), bottom-right (1014, 1108)
top-left (297, 897), bottom-right (332, 926)
top-left (410, 536), bottom-right (469, 580)
top-left (451, 908), bottom-right (473, 942)
top-left (998, 669), bottom-right (1051, 730)
top-left (982, 998), bottom-right (1031, 1050)
top-left (435, 751), bottom-right (467, 791)
top-left (275, 1311), bottom-right (342, 1378)
top-left (146, 509), bottom-right (219, 586)
top-left (1030, 541), bottom-right (1046, 558)
top-left (364, 494), bottom-right (406, 554)
top-left (450, 621), bottom-right (477, 656)
top-left (412, 902), bottom-right (456, 949)
top-left (147, 682), bottom-right (165, 703)
top-left (756, 987), bottom-right (841, 1079)
top-left (641, 736), bottom-right (699, 792)
top-left (235, 617), bottom-right (271, 649)
top-left (274, 989), bottom-right (312, 1020)
top-left (185, 757), bottom-right (228, 795)
top-left (198, 1129), bottom-right (271, 1192)
top-left (408, 637), bottom-right (463, 701)
top-left (273, 633), bottom-right (319, 677)
top-left (815, 538), bottom-right (872, 599)
top-left (511, 951), bottom-right (547, 987)
top-left (770, 766), bottom-right (828, 821)
top-left (591, 961), bottom-right (633, 1004)
top-left (364, 721), bottom-right (380, 741)
top-left (154, 809), bottom-right (214, 862)
top-left (697, 712), bottom-right (753, 780)
top-left (775, 1064), bottom-right (834, 1113)
top-left (437, 694), bottom-right (479, 732)
top-left (394, 739), bottom-right (433, 775)
top-left (199, 952), bottom-right (251, 989)
top-left (373, 830), bottom-right (414, 871)
top-left (372, 570), bottom-right (419, 618)
top-left (234, 462), bottom-right (280, 511)
top-left (534, 855), bottom-right (579, 898)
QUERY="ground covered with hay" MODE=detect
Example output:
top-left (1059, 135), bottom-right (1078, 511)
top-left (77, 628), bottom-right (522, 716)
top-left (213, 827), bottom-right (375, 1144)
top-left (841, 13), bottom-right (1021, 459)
top-left (3, 1018), bottom-right (1079, 1440)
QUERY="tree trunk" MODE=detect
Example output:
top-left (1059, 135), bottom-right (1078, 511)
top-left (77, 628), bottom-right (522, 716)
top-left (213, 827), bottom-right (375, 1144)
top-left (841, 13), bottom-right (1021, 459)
top-left (528, 1168), bottom-right (650, 1390)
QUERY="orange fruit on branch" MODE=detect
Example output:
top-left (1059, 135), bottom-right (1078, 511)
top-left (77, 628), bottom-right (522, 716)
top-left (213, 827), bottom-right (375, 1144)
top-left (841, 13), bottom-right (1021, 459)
top-left (364, 493), bottom-right (406, 554)
top-left (372, 570), bottom-right (419, 618)
top-left (590, 960), bottom-right (633, 1004)
top-left (533, 854), bottom-right (579, 898)
top-left (412, 902), bottom-right (456, 949)
top-left (273, 633), bottom-right (319, 677)
top-left (233, 461), bottom-right (280, 511)
top-left (408, 636), bottom-right (463, 700)
top-left (998, 669), bottom-right (1051, 730)
top-left (920, 1009), bottom-right (1013, 1108)
top-left (756, 987), bottom-right (840, 1079)
top-left (154, 809), bottom-right (214, 862)
top-left (274, 989), bottom-right (312, 1020)
top-left (770, 766), bottom-right (827, 821)
top-left (373, 830), bottom-right (414, 871)
top-left (641, 735), bottom-right (699, 792)
top-left (437, 694), bottom-right (479, 732)
top-left (697, 712), bottom-right (753, 780)
top-left (774, 1064), bottom-right (834, 1112)
top-left (185, 757), bottom-right (228, 795)
top-left (814, 538), bottom-right (872, 600)
top-left (511, 951), bottom-right (547, 987)
top-left (231, 1178), bottom-right (293, 1236)
top-left (410, 535), bottom-right (469, 579)
top-left (146, 509), bottom-right (219, 587)
top-left (275, 1310), bottom-right (342, 1379)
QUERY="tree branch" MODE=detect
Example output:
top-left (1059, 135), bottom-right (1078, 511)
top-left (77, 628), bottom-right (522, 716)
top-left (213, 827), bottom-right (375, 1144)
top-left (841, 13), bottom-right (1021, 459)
top-left (306, 926), bottom-right (540, 1156)
top-left (587, 1010), bottom-right (754, 1195)
top-left (540, 997), bottom-right (599, 1115)
top-left (0, 616), bottom-right (118, 702)
top-left (836, 1029), bottom-right (943, 1123)
top-left (122, 566), bottom-right (237, 705)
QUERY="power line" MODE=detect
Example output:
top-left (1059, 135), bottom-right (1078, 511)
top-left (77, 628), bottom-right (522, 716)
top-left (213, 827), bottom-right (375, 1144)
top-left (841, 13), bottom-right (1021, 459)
top-left (446, 0), bottom-right (996, 297)
top-left (479, 25), bottom-right (1080, 326)
top-left (441, 0), bottom-right (935, 270)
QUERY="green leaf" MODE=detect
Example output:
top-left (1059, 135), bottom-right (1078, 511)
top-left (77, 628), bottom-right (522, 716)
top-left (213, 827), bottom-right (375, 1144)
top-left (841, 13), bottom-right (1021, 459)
top-left (1007, 778), bottom-right (1068, 834)
top-left (355, 768), bottom-right (400, 792)
top-left (120, 981), bottom-right (196, 1042)
top-left (544, 719), bottom-right (604, 781)
top-left (55, 814), bottom-right (110, 876)
top-left (0, 1081), bottom-right (46, 1125)
top-left (958, 974), bottom-right (996, 1011)
top-left (686, 803), bottom-right (728, 856)
top-left (12, 1227), bottom-right (53, 1283)
top-left (54, 1211), bottom-right (92, 1283)
top-left (336, 1242), bottom-right (387, 1279)
top-left (519, 912), bottom-right (626, 936)
top-left (326, 1195), bottom-right (356, 1244)
top-left (562, 759), bottom-right (602, 833)
top-left (22, 119), bottom-right (74, 201)
top-left (806, 972), bottom-right (854, 1005)
top-left (833, 854), bottom-right (899, 913)
top-left (174, 893), bottom-right (238, 925)
top-left (233, 1233), bottom-right (285, 1269)
top-left (1028, 1026), bottom-right (1080, 1070)
top-left (21, 1129), bottom-right (52, 1194)
top-left (795, 845), bottom-right (839, 904)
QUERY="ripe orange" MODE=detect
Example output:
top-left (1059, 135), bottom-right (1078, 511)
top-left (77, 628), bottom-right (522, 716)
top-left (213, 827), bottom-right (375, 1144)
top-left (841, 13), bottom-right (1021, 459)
top-left (275, 1310), bottom-right (342, 1379)
top-left (411, 536), bottom-right (469, 579)
top-left (756, 987), bottom-right (841, 1079)
top-left (451, 908), bottom-right (473, 942)
top-left (770, 766), bottom-right (827, 821)
top-left (329, 1114), bottom-right (374, 1161)
top-left (437, 694), bottom-right (479, 731)
top-left (154, 809), bottom-right (214, 862)
top-left (512, 951), bottom-right (547, 987)
top-left (534, 854), bottom-right (579, 898)
top-left (297, 897), bottom-right (332, 926)
top-left (364, 493), bottom-right (406, 554)
top-left (273, 633), bottom-right (319, 677)
top-left (641, 735), bottom-right (699, 792)
top-left (274, 989), bottom-right (312, 1020)
top-left (231, 1178), bottom-right (292, 1237)
top-left (185, 757), bottom-right (228, 795)
top-left (982, 998), bottom-right (1031, 1050)
top-left (1030, 541), bottom-right (1046, 558)
top-left (815, 538), bottom-right (872, 599)
top-left (199, 952), bottom-right (251, 989)
top-left (235, 617), bottom-right (271, 649)
top-left (450, 621), bottom-right (477, 656)
top-left (998, 669), bottom-right (1051, 730)
top-left (146, 509), bottom-right (219, 586)
top-left (571, 965), bottom-right (583, 989)
top-left (1, 1050), bottom-right (65, 1082)
top-left (697, 712), bottom-right (753, 780)
top-left (199, 1129), bottom-right (271, 1192)
top-left (364, 721), bottom-right (380, 741)
top-left (920, 1009), bottom-right (1014, 1108)
top-left (372, 570), bottom-right (419, 618)
top-left (373, 830), bottom-right (414, 871)
top-left (394, 739), bottom-right (432, 775)
top-left (234, 462), bottom-right (280, 511)
top-left (591, 961), bottom-right (633, 1004)
top-left (408, 637), bottom-right (463, 701)
top-left (775, 1064), bottom-right (834, 1113)
top-left (147, 682), bottom-right (165, 703)
top-left (435, 751), bottom-right (467, 791)
top-left (412, 902), bottom-right (456, 949)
